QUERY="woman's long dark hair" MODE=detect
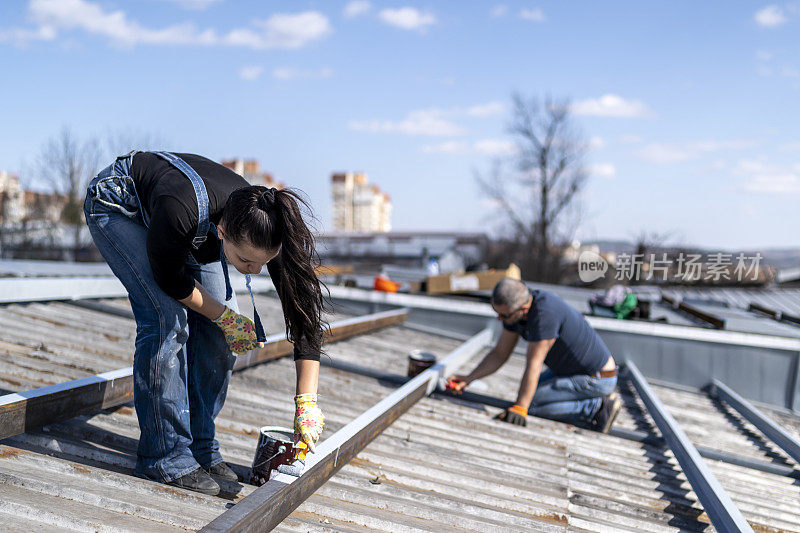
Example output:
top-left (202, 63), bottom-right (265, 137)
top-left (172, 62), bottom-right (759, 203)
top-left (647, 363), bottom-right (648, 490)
top-left (221, 186), bottom-right (328, 356)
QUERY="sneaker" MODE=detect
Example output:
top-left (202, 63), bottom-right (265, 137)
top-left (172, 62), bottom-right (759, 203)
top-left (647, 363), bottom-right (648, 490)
top-left (591, 392), bottom-right (622, 433)
top-left (167, 467), bottom-right (220, 496)
top-left (205, 462), bottom-right (238, 482)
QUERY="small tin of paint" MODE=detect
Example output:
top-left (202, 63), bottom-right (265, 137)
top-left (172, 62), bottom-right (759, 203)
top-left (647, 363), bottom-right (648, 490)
top-left (407, 350), bottom-right (437, 378)
top-left (250, 426), bottom-right (296, 486)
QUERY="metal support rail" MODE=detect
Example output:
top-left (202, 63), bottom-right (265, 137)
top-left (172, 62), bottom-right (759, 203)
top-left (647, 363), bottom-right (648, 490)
top-left (661, 294), bottom-right (725, 329)
top-left (0, 309), bottom-right (408, 441)
top-left (318, 357), bottom-right (800, 480)
top-left (709, 378), bottom-right (800, 465)
top-left (624, 361), bottom-right (754, 533)
top-left (748, 302), bottom-right (800, 327)
top-left (0, 275), bottom-right (274, 304)
top-left (199, 328), bottom-right (493, 533)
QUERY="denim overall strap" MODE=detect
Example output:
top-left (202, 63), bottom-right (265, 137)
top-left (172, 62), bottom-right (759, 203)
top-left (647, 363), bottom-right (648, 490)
top-left (245, 274), bottom-right (266, 342)
top-left (152, 151), bottom-right (210, 250)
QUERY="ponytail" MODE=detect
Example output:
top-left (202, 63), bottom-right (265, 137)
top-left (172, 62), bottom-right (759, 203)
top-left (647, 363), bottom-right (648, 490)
top-left (221, 186), bottom-right (328, 356)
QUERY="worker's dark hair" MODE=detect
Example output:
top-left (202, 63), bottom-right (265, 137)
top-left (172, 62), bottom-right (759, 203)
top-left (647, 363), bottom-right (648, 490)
top-left (221, 186), bottom-right (328, 356)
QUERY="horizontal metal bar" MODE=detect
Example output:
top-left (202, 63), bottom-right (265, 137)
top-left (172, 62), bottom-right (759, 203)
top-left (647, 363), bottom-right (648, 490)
top-left (709, 378), bottom-right (800, 466)
top-left (65, 299), bottom-right (136, 319)
top-left (662, 294), bottom-right (725, 329)
top-left (329, 285), bottom-right (800, 350)
top-left (624, 361), bottom-right (753, 533)
top-left (320, 358), bottom-right (800, 481)
top-left (0, 309), bottom-right (408, 441)
top-left (199, 328), bottom-right (493, 533)
top-left (232, 308), bottom-right (408, 370)
top-left (0, 275), bottom-right (275, 304)
top-left (748, 302), bottom-right (780, 319)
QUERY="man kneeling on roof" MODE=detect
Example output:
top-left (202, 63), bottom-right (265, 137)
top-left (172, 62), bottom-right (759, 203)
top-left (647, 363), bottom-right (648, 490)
top-left (448, 278), bottom-right (622, 433)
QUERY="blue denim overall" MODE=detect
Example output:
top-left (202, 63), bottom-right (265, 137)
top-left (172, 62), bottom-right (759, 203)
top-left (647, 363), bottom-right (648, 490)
top-left (83, 151), bottom-right (260, 482)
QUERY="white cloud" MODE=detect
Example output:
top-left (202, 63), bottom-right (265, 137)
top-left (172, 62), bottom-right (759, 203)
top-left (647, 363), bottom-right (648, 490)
top-left (2, 0), bottom-right (330, 49)
top-left (756, 49), bottom-right (774, 61)
top-left (474, 139), bottom-right (517, 155)
top-left (587, 163), bottom-right (616, 178)
top-left (239, 65), bottom-right (263, 81)
top-left (422, 141), bottom-right (468, 154)
top-left (343, 1), bottom-right (371, 19)
top-left (378, 7), bottom-right (436, 32)
top-left (490, 5), bottom-right (508, 18)
top-left (618, 134), bottom-right (643, 144)
top-left (754, 5), bottom-right (787, 27)
top-left (571, 94), bottom-right (653, 118)
top-left (422, 139), bottom-right (516, 155)
top-left (779, 141), bottom-right (800, 151)
top-left (166, 0), bottom-right (223, 10)
top-left (734, 159), bottom-right (800, 194)
top-left (350, 101), bottom-right (503, 137)
top-left (0, 24), bottom-right (56, 45)
top-left (272, 67), bottom-right (333, 80)
top-left (465, 101), bottom-right (505, 117)
top-left (638, 140), bottom-right (758, 164)
top-left (781, 66), bottom-right (800, 78)
top-left (350, 109), bottom-right (466, 136)
top-left (588, 136), bottom-right (606, 149)
top-left (519, 8), bottom-right (545, 22)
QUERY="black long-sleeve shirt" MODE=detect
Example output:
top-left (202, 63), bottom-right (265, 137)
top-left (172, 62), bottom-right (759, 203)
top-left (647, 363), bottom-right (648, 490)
top-left (130, 152), bottom-right (317, 361)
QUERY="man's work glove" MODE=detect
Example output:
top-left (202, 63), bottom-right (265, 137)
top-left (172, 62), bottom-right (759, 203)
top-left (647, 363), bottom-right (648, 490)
top-left (494, 404), bottom-right (528, 426)
top-left (213, 307), bottom-right (259, 354)
top-left (294, 393), bottom-right (324, 452)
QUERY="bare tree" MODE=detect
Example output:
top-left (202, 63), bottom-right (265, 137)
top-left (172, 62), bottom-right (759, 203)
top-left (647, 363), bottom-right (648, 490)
top-left (478, 94), bottom-right (588, 282)
top-left (36, 127), bottom-right (101, 261)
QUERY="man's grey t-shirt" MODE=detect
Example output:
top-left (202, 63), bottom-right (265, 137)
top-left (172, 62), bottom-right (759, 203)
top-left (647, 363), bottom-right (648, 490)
top-left (502, 289), bottom-right (612, 376)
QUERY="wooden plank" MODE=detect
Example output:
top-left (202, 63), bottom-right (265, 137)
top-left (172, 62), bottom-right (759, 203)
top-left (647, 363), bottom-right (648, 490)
top-left (199, 328), bottom-right (493, 533)
top-left (0, 309), bottom-right (408, 441)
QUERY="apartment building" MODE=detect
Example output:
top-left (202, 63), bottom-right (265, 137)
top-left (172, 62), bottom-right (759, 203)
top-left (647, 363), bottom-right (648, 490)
top-left (331, 172), bottom-right (392, 232)
top-left (220, 158), bottom-right (284, 189)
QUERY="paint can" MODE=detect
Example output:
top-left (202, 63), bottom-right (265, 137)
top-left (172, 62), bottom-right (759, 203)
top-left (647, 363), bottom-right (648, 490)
top-left (407, 350), bottom-right (437, 378)
top-left (250, 426), bottom-right (296, 486)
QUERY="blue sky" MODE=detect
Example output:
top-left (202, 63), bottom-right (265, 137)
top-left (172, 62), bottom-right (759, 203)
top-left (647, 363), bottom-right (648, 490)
top-left (0, 1), bottom-right (798, 249)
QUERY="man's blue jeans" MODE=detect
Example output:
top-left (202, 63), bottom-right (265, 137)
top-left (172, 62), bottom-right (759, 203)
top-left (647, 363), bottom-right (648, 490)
top-left (84, 161), bottom-right (238, 482)
top-left (529, 368), bottom-right (617, 423)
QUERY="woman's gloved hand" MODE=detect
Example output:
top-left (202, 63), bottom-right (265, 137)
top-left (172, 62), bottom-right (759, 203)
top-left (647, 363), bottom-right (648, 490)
top-left (213, 306), bottom-right (259, 354)
top-left (294, 393), bottom-right (324, 452)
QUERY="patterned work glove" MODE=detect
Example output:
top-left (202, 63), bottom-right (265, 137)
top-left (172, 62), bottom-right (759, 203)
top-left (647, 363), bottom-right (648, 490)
top-left (213, 307), bottom-right (258, 354)
top-left (494, 404), bottom-right (528, 426)
top-left (294, 393), bottom-right (324, 452)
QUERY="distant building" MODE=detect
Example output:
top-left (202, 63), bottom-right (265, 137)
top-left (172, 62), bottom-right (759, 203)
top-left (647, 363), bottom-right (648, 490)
top-left (220, 158), bottom-right (284, 188)
top-left (331, 172), bottom-right (392, 232)
top-left (0, 171), bottom-right (24, 224)
top-left (317, 231), bottom-right (487, 270)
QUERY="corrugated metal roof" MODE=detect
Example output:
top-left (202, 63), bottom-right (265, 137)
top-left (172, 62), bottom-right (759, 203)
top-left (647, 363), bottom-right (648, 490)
top-left (666, 287), bottom-right (800, 320)
top-left (2, 294), bottom-right (800, 531)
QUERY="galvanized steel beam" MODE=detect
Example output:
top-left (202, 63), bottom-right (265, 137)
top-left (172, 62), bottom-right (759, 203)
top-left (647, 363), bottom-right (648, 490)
top-left (0, 309), bottom-right (408, 441)
top-left (709, 378), bottom-right (800, 465)
top-left (199, 327), bottom-right (493, 533)
top-left (624, 361), bottom-right (754, 533)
